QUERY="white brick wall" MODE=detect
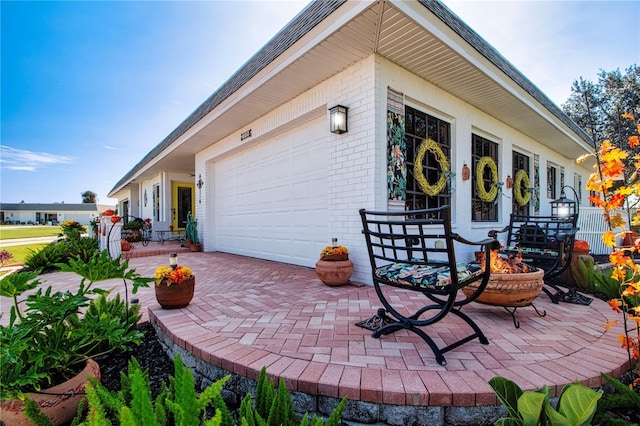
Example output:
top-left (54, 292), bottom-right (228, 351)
top-left (187, 53), bottom-right (592, 285)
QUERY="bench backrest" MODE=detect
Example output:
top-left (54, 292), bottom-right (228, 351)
top-left (505, 214), bottom-right (578, 253)
top-left (359, 205), bottom-right (458, 269)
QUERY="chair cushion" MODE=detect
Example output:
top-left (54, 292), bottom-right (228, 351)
top-left (505, 246), bottom-right (560, 257)
top-left (375, 262), bottom-right (483, 290)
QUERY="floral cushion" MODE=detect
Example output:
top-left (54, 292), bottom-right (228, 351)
top-left (506, 246), bottom-right (559, 257)
top-left (374, 262), bottom-right (483, 290)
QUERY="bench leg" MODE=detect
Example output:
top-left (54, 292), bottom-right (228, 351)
top-left (366, 305), bottom-right (489, 366)
top-left (543, 284), bottom-right (593, 305)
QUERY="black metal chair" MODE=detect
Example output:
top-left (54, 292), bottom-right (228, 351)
top-left (359, 206), bottom-right (497, 366)
top-left (488, 213), bottom-right (592, 305)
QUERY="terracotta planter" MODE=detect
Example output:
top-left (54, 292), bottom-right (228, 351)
top-left (565, 249), bottom-right (593, 287)
top-left (320, 254), bottom-right (348, 261)
top-left (155, 276), bottom-right (195, 309)
top-left (0, 359), bottom-right (101, 426)
top-left (462, 267), bottom-right (544, 307)
top-left (121, 241), bottom-right (131, 251)
top-left (189, 243), bottom-right (201, 252)
top-left (622, 231), bottom-right (638, 247)
top-left (315, 259), bottom-right (353, 286)
top-left (184, 238), bottom-right (192, 248)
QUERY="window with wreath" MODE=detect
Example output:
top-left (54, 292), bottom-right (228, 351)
top-left (471, 134), bottom-right (499, 222)
top-left (547, 163), bottom-right (557, 199)
top-left (405, 106), bottom-right (451, 212)
top-left (512, 151), bottom-right (531, 216)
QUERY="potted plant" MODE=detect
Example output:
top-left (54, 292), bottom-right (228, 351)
top-left (123, 218), bottom-right (144, 241)
top-left (185, 211), bottom-right (201, 252)
top-left (154, 260), bottom-right (195, 309)
top-left (315, 242), bottom-right (353, 286)
top-left (0, 251), bottom-right (154, 425)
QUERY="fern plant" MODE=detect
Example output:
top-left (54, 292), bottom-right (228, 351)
top-left (594, 373), bottom-right (640, 425)
top-left (74, 356), bottom-right (347, 426)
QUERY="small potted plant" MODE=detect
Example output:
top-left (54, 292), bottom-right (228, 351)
top-left (154, 254), bottom-right (195, 309)
top-left (185, 212), bottom-right (201, 252)
top-left (123, 218), bottom-right (144, 241)
top-left (315, 239), bottom-right (354, 286)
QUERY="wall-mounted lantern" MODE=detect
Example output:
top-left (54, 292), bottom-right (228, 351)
top-left (329, 105), bottom-right (348, 134)
top-left (550, 185), bottom-right (578, 219)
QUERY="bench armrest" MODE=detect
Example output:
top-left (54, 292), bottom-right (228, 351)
top-left (487, 226), bottom-right (510, 239)
top-left (453, 234), bottom-right (499, 250)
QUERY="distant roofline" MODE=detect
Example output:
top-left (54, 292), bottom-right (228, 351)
top-left (0, 203), bottom-right (112, 212)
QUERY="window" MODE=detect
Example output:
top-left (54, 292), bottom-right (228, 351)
top-left (471, 134), bottom-right (498, 222)
top-left (573, 174), bottom-right (582, 204)
top-left (153, 185), bottom-right (160, 222)
top-left (547, 164), bottom-right (557, 199)
top-left (405, 106), bottom-right (451, 211)
top-left (512, 151), bottom-right (530, 216)
top-left (122, 200), bottom-right (129, 223)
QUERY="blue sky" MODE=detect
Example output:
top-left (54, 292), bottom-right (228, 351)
top-left (1, 1), bottom-right (638, 206)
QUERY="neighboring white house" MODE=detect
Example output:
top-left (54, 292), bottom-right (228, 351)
top-left (0, 203), bottom-right (113, 226)
top-left (109, 0), bottom-right (594, 284)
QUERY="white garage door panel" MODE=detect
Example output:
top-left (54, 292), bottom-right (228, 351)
top-left (214, 116), bottom-right (328, 267)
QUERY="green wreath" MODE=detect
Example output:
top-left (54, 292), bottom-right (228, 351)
top-left (513, 169), bottom-right (531, 206)
top-left (414, 138), bottom-right (449, 197)
top-left (476, 156), bottom-right (498, 202)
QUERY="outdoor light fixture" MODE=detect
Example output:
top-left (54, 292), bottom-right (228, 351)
top-left (331, 238), bottom-right (338, 248)
top-left (551, 185), bottom-right (578, 219)
top-left (170, 253), bottom-right (178, 269)
top-left (329, 105), bottom-right (348, 134)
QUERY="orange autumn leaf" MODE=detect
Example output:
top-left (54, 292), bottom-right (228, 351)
top-left (618, 334), bottom-right (633, 349)
top-left (600, 157), bottom-right (626, 179)
top-left (603, 230), bottom-right (616, 247)
top-left (576, 153), bottom-right (593, 164)
top-left (604, 320), bottom-right (618, 330)
top-left (612, 266), bottom-right (628, 282)
top-left (608, 212), bottom-right (626, 228)
top-left (609, 299), bottom-right (623, 313)
top-left (609, 249), bottom-right (628, 265)
top-left (630, 135), bottom-right (639, 149)
top-left (607, 196), bottom-right (627, 213)
top-left (589, 194), bottom-right (606, 208)
top-left (621, 112), bottom-right (635, 120)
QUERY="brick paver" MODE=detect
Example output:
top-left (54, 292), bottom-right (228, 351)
top-left (7, 249), bottom-right (630, 407)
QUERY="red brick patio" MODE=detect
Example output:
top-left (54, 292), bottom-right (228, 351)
top-left (6, 247), bottom-right (630, 415)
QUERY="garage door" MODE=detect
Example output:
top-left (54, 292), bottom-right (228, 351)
top-left (213, 116), bottom-right (328, 267)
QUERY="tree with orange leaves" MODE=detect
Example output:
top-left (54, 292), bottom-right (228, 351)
top-left (578, 111), bottom-right (640, 367)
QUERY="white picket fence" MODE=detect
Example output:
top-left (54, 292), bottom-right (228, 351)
top-left (576, 207), bottom-right (630, 255)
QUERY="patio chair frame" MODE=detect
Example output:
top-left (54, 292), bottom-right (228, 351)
top-left (359, 206), bottom-right (498, 366)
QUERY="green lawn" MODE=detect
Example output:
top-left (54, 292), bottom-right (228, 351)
top-left (0, 226), bottom-right (63, 240)
top-left (2, 243), bottom-right (49, 265)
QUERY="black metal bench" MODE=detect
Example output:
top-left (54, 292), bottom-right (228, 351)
top-left (488, 213), bottom-right (592, 305)
top-left (359, 206), bottom-right (498, 366)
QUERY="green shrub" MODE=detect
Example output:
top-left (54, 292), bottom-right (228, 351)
top-left (24, 238), bottom-right (99, 272)
top-left (74, 356), bottom-right (347, 425)
top-left (24, 242), bottom-right (69, 271)
top-left (489, 376), bottom-right (602, 426)
top-left (594, 373), bottom-right (640, 425)
top-left (0, 251), bottom-right (154, 401)
top-left (572, 257), bottom-right (625, 300)
top-left (60, 220), bottom-right (87, 237)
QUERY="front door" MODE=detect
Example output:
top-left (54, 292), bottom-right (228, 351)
top-left (171, 183), bottom-right (195, 230)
